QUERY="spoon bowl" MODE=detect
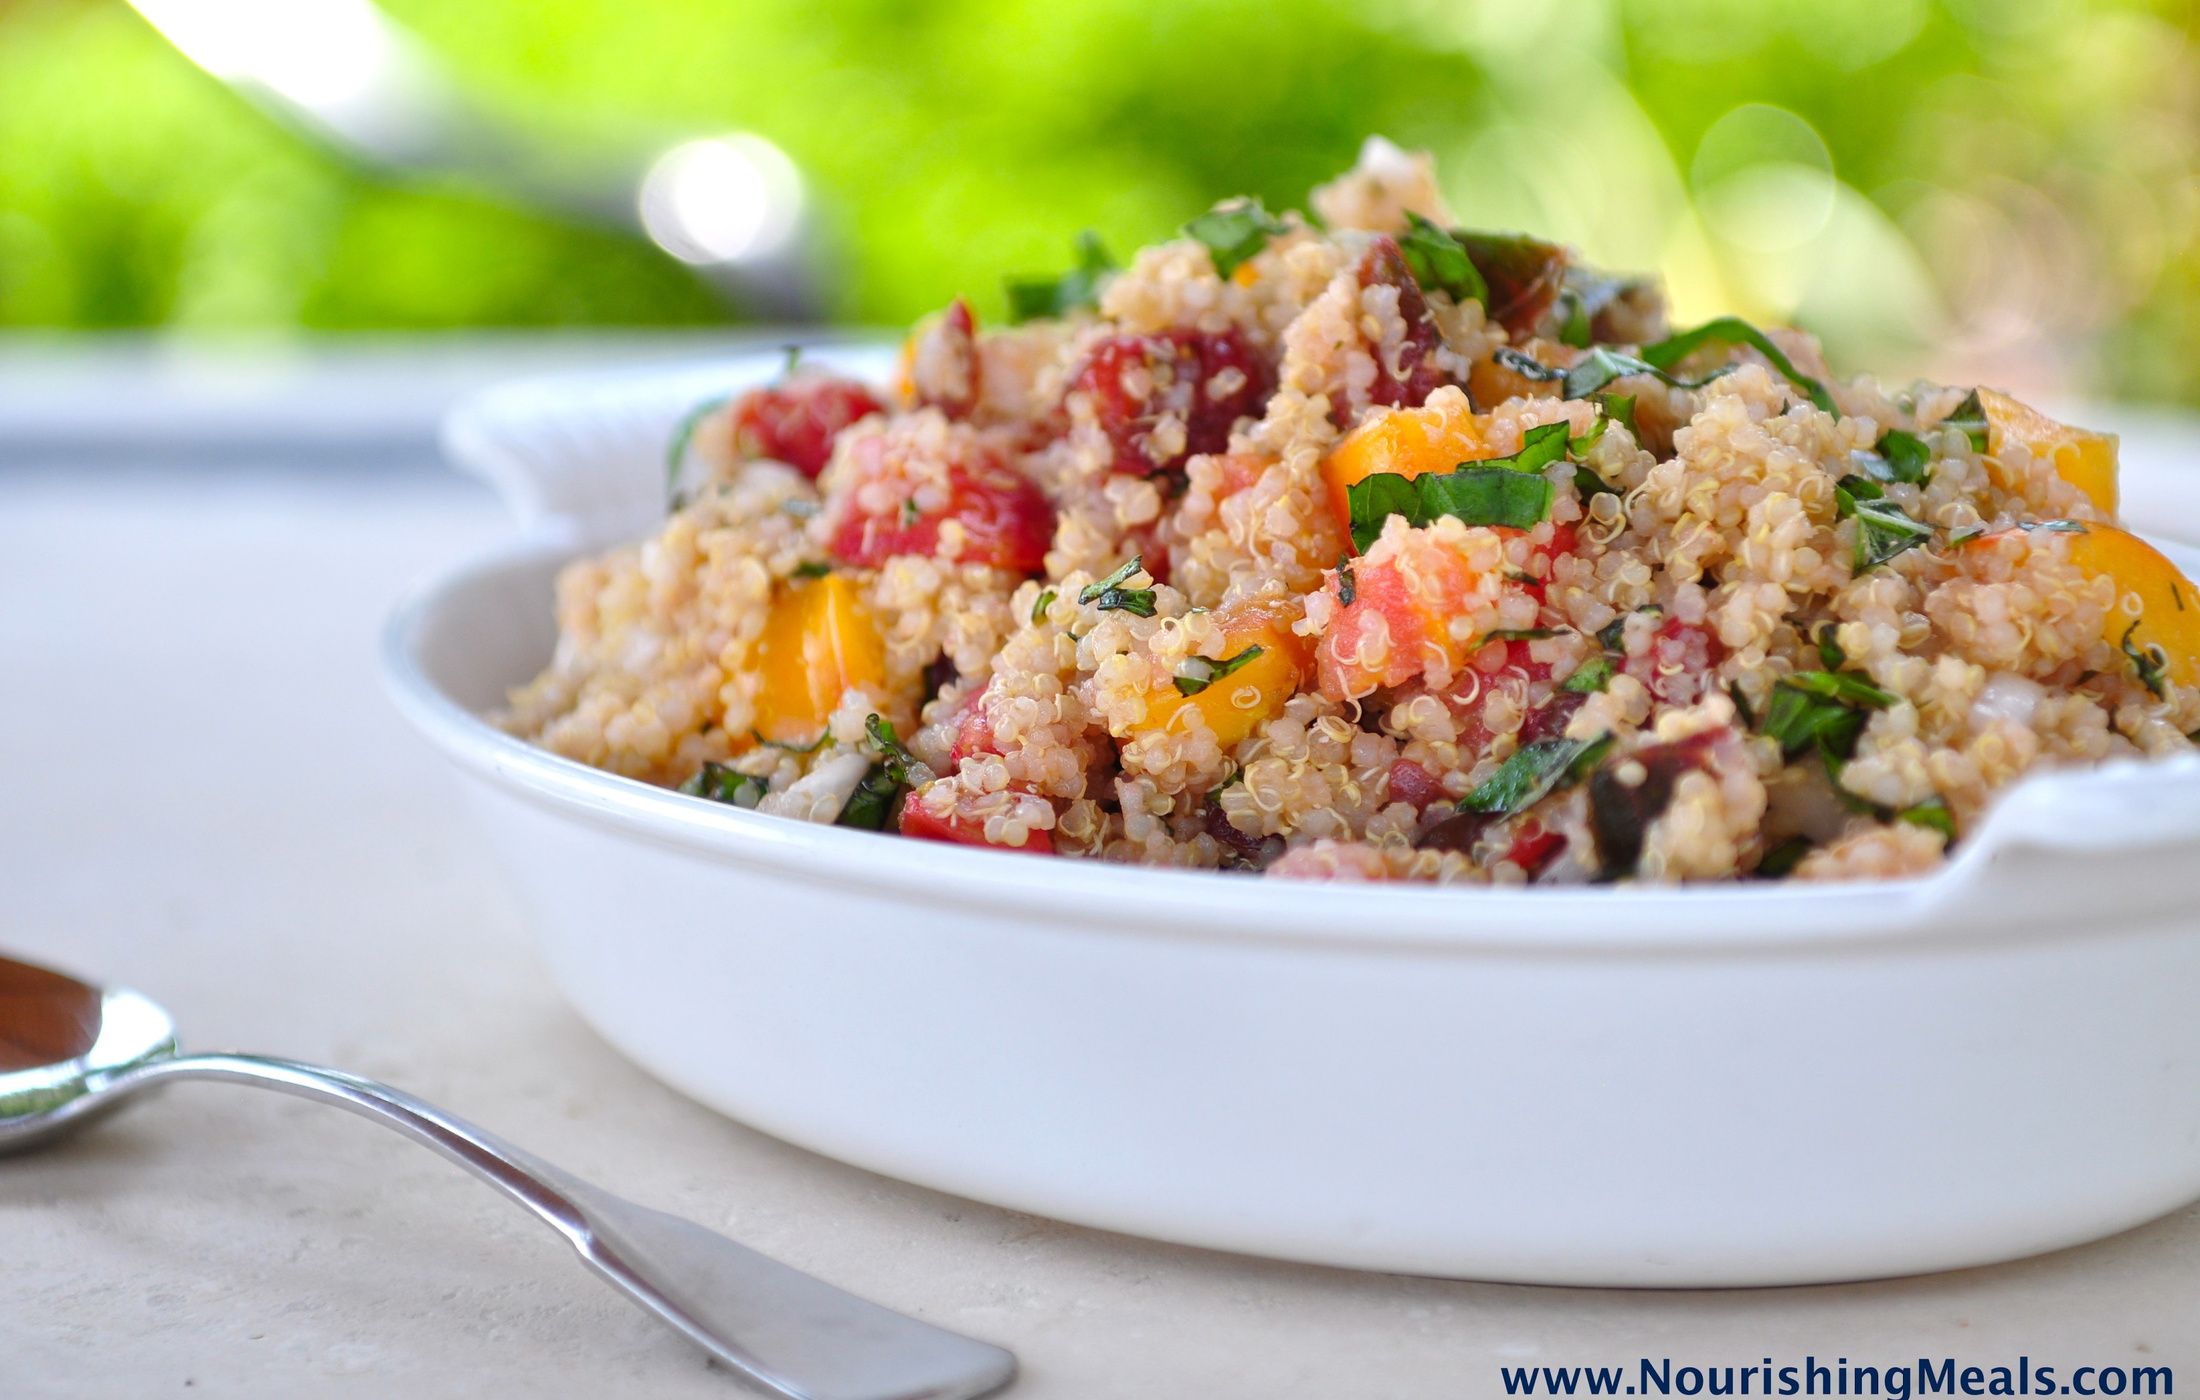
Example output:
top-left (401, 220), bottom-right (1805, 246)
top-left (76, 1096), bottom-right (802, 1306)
top-left (0, 953), bottom-right (1015, 1400)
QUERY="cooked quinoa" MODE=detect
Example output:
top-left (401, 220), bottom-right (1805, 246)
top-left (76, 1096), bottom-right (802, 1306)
top-left (502, 138), bottom-right (2200, 885)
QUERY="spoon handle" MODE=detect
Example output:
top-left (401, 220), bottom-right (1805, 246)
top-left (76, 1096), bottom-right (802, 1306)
top-left (116, 1053), bottom-right (1015, 1400)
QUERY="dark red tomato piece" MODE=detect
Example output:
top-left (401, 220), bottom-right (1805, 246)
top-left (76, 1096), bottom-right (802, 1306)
top-left (946, 686), bottom-right (998, 766)
top-left (908, 298), bottom-right (981, 420)
top-left (1071, 327), bottom-right (1273, 476)
top-left (729, 376), bottom-right (885, 479)
top-left (899, 801), bottom-right (1055, 854)
top-left (1501, 819), bottom-right (1568, 876)
top-left (1351, 235), bottom-right (1455, 419)
top-left (1386, 758), bottom-right (1447, 810)
top-left (825, 433), bottom-right (1054, 573)
top-left (1517, 688), bottom-right (1586, 745)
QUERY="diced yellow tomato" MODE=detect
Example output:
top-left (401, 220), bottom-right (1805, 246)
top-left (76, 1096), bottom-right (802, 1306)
top-left (751, 574), bottom-right (889, 744)
top-left (1125, 598), bottom-right (1314, 749)
top-left (2068, 523), bottom-right (2200, 689)
top-left (1318, 397), bottom-right (1490, 532)
top-left (1979, 388), bottom-right (2119, 517)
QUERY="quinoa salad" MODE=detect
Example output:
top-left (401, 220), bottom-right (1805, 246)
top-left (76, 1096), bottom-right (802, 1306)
top-left (501, 139), bottom-right (2200, 885)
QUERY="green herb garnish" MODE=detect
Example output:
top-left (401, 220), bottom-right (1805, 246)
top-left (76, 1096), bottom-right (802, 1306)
top-left (1031, 589), bottom-right (1056, 624)
top-left (790, 561), bottom-right (833, 579)
top-left (1941, 390), bottom-right (1991, 452)
top-left (1640, 316), bottom-right (1837, 415)
top-left (2122, 620), bottom-right (2171, 700)
top-left (677, 762), bottom-right (769, 809)
top-left (1484, 628), bottom-right (1559, 643)
top-left (1858, 428), bottom-right (1932, 486)
top-left (1337, 555), bottom-right (1357, 607)
top-left (1175, 644), bottom-right (1267, 696)
top-left (1561, 658), bottom-right (1614, 694)
top-left (1761, 670), bottom-right (1896, 762)
top-left (1897, 795), bottom-right (1956, 839)
top-left (835, 765), bottom-right (901, 830)
top-left (1727, 681), bottom-right (1756, 730)
top-left (1851, 497), bottom-right (1934, 572)
top-left (1458, 733), bottom-right (1614, 817)
top-left (1005, 230), bottom-right (1115, 323)
top-left (1348, 469), bottom-right (1554, 552)
top-left (1757, 836), bottom-right (1812, 878)
top-left (865, 713), bottom-right (917, 782)
top-left (1079, 556), bottom-right (1158, 617)
top-left (1814, 622), bottom-right (1846, 671)
top-left (1183, 197), bottom-right (1289, 278)
top-left (1397, 212), bottom-right (1489, 306)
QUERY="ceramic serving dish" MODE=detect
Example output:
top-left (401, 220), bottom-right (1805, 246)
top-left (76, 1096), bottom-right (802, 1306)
top-left (384, 344), bottom-right (2200, 1287)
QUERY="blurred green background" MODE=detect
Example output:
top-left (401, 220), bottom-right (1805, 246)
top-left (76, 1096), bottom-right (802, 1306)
top-left (2, 0), bottom-right (2195, 404)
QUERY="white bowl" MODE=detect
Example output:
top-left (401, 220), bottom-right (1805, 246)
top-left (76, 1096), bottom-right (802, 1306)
top-left (384, 346), bottom-right (2200, 1287)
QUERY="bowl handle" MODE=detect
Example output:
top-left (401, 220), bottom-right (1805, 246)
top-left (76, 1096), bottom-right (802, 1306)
top-left (1919, 753), bottom-right (2200, 923)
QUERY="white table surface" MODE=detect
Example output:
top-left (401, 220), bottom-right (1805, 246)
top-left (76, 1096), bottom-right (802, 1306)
top-left (5, 348), bottom-right (2200, 1398)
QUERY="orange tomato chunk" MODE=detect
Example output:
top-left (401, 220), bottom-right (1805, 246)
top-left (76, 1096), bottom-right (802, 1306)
top-left (2067, 523), bottom-right (2200, 689)
top-left (1979, 388), bottom-right (2119, 517)
top-left (751, 574), bottom-right (889, 744)
top-left (1318, 396), bottom-right (1489, 532)
top-left (1125, 597), bottom-right (1314, 749)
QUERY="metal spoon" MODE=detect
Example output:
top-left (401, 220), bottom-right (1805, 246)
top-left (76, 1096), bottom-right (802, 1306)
top-left (0, 954), bottom-right (1016, 1400)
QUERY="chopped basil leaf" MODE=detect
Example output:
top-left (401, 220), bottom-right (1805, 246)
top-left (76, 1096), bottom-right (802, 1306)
top-left (1727, 681), bottom-right (1756, 730)
top-left (1948, 526), bottom-right (1983, 547)
top-left (1875, 429), bottom-right (1932, 485)
top-left (1492, 347), bottom-right (1563, 384)
top-left (753, 729), bottom-right (831, 753)
top-left (1337, 555), bottom-right (1357, 607)
top-left (1595, 606), bottom-right (1658, 651)
top-left (1562, 657), bottom-right (1614, 693)
top-left (1941, 390), bottom-right (1991, 452)
top-left (1092, 587), bottom-right (1157, 617)
top-left (1569, 417), bottom-right (1611, 456)
top-left (1761, 670), bottom-right (1893, 762)
top-left (1484, 628), bottom-right (1558, 643)
top-left (1031, 589), bottom-right (1056, 624)
top-left (1174, 644), bottom-right (1267, 696)
top-left (1640, 317), bottom-right (1837, 415)
top-left (1080, 556), bottom-right (1146, 603)
top-left (1814, 622), bottom-right (1846, 671)
top-left (835, 764), bottom-right (901, 830)
top-left (2122, 620), bottom-right (2171, 700)
top-left (1597, 393), bottom-right (1638, 436)
top-left (1005, 230), bottom-right (1116, 323)
top-left (1782, 669), bottom-right (1901, 708)
top-left (665, 392), bottom-right (734, 505)
top-left (865, 713), bottom-right (917, 784)
top-left (1397, 212), bottom-right (1489, 306)
top-left (790, 561), bottom-right (833, 579)
top-left (1483, 420), bottom-right (1571, 473)
top-left (1346, 454), bottom-right (1557, 552)
top-left (1897, 795), bottom-right (1956, 839)
top-left (1183, 197), bottom-right (1289, 278)
top-left (1574, 466), bottom-right (1619, 499)
top-left (1757, 836), bottom-right (1812, 878)
top-left (898, 498), bottom-right (922, 528)
top-left (1852, 497), bottom-right (1934, 571)
top-left (678, 762), bottom-right (768, 809)
top-left (1556, 288), bottom-right (1592, 348)
top-left (1458, 733), bottom-right (1613, 817)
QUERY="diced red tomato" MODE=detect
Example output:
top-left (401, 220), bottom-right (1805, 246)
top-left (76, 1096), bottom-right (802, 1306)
top-left (1317, 528), bottom-right (1499, 700)
top-left (1386, 758), bottom-right (1447, 809)
top-left (946, 686), bottom-right (998, 765)
top-left (1501, 819), bottom-right (1568, 876)
top-left (728, 376), bottom-right (885, 479)
top-left (898, 801), bottom-right (1055, 854)
top-left (1349, 236), bottom-right (1456, 420)
top-left (1516, 687), bottom-right (1585, 744)
top-left (825, 431), bottom-right (1054, 573)
top-left (1070, 327), bottom-right (1274, 475)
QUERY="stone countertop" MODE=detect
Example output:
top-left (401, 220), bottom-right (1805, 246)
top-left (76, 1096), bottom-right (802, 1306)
top-left (4, 360), bottom-right (2198, 1398)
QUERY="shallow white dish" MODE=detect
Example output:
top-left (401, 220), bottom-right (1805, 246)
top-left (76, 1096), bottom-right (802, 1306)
top-left (386, 345), bottom-right (2200, 1287)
